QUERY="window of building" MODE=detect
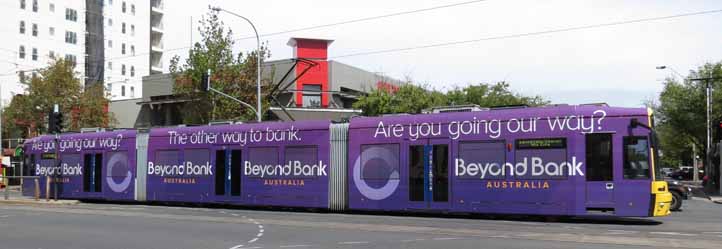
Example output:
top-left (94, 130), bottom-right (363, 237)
top-left (108, 61), bottom-right (112, 70)
top-left (32, 23), bottom-right (38, 37)
top-left (65, 8), bottom-right (77, 22)
top-left (108, 0), bottom-right (112, 5)
top-left (121, 64), bottom-right (125, 75)
top-left (108, 39), bottom-right (112, 48)
top-left (31, 48), bottom-right (37, 61)
top-left (131, 4), bottom-right (135, 15)
top-left (122, 1), bottom-right (126, 13)
top-left (20, 0), bottom-right (25, 9)
top-left (49, 27), bottom-right (54, 36)
top-left (130, 86), bottom-right (134, 97)
top-left (64, 31), bottom-right (77, 44)
top-left (130, 45), bottom-right (134, 55)
top-left (130, 25), bottom-right (135, 36)
top-left (130, 66), bottom-right (135, 77)
top-left (65, 54), bottom-right (76, 66)
top-left (121, 85), bottom-right (125, 96)
top-left (302, 84), bottom-right (322, 107)
top-left (18, 46), bottom-right (25, 59)
top-left (32, 0), bottom-right (37, 12)
top-left (19, 71), bottom-right (26, 82)
top-left (121, 43), bottom-right (125, 54)
top-left (19, 21), bottom-right (25, 34)
top-left (122, 22), bottom-right (125, 34)
top-left (48, 50), bottom-right (55, 59)
top-left (49, 3), bottom-right (54, 12)
top-left (108, 18), bottom-right (112, 26)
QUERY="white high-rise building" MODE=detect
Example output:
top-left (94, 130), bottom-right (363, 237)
top-left (0, 0), bottom-right (165, 102)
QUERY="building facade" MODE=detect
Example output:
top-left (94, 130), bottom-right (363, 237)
top-left (111, 37), bottom-right (402, 127)
top-left (0, 0), bottom-right (165, 103)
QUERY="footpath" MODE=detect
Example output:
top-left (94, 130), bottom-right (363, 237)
top-left (0, 186), bottom-right (79, 206)
top-left (710, 196), bottom-right (722, 204)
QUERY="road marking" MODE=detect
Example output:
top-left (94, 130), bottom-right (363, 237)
top-left (259, 225), bottom-right (263, 229)
top-left (229, 244), bottom-right (244, 249)
top-left (432, 237), bottom-right (459, 241)
top-left (338, 241), bottom-right (369, 244)
top-left (231, 213), bottom-right (239, 217)
top-left (280, 245), bottom-right (312, 248)
top-left (702, 232), bottom-right (722, 234)
top-left (248, 238), bottom-right (259, 243)
top-left (490, 235), bottom-right (511, 238)
top-left (0, 215), bottom-right (10, 218)
top-left (259, 229), bottom-right (264, 233)
top-left (650, 231), bottom-right (698, 236)
top-left (604, 230), bottom-right (639, 235)
top-left (401, 238), bottom-right (426, 242)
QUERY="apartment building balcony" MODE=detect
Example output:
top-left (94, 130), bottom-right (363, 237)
top-left (151, 52), bottom-right (163, 74)
top-left (151, 0), bottom-right (164, 12)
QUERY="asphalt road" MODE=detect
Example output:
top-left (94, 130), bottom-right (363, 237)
top-left (0, 197), bottom-right (720, 249)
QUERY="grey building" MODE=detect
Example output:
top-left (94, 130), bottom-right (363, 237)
top-left (109, 38), bottom-right (401, 127)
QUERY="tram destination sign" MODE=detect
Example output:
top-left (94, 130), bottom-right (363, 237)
top-left (516, 138), bottom-right (566, 150)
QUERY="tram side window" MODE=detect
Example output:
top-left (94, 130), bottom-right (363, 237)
top-left (457, 141), bottom-right (506, 180)
top-left (247, 147), bottom-right (279, 178)
top-left (25, 154), bottom-right (36, 176)
top-left (623, 136), bottom-right (651, 179)
top-left (361, 144), bottom-right (399, 180)
top-left (515, 138), bottom-right (568, 179)
top-left (285, 146), bottom-right (319, 178)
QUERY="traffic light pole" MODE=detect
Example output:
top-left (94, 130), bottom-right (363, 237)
top-left (204, 69), bottom-right (259, 121)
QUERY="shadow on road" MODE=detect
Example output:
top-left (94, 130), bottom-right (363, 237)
top-left (77, 199), bottom-right (664, 226)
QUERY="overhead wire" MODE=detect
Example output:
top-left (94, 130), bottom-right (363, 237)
top-left (331, 8), bottom-right (722, 58)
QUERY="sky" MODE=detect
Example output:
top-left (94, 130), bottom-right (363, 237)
top-left (139, 0), bottom-right (722, 107)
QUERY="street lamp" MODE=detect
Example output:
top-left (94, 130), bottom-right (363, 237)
top-left (656, 65), bottom-right (686, 81)
top-left (211, 6), bottom-right (262, 122)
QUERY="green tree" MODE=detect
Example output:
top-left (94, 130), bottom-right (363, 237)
top-left (2, 59), bottom-right (115, 138)
top-left (654, 61), bottom-right (722, 172)
top-left (354, 81), bottom-right (547, 116)
top-left (170, 10), bottom-right (271, 124)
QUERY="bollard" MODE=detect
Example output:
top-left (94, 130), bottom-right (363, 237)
top-left (3, 177), bottom-right (7, 200)
top-left (45, 176), bottom-right (50, 202)
top-left (34, 178), bottom-right (39, 201)
top-left (53, 177), bottom-right (58, 201)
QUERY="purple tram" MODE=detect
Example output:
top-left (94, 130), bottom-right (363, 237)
top-left (22, 130), bottom-right (137, 201)
top-left (22, 104), bottom-right (672, 217)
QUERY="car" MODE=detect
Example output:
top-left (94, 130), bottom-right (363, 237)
top-left (660, 167), bottom-right (675, 177)
top-left (666, 180), bottom-right (692, 211)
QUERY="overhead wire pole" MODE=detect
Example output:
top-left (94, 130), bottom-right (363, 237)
top-left (657, 65), bottom-right (700, 182)
top-left (211, 6), bottom-right (262, 122)
top-left (690, 75), bottom-right (722, 194)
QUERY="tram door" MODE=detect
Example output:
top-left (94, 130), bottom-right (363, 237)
top-left (408, 139), bottom-right (451, 210)
top-left (83, 153), bottom-right (103, 193)
top-left (214, 149), bottom-right (242, 198)
top-left (585, 133), bottom-right (615, 211)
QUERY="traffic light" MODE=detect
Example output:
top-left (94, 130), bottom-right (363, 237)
top-left (47, 111), bottom-right (63, 134)
top-left (715, 120), bottom-right (722, 142)
top-left (200, 70), bottom-right (211, 92)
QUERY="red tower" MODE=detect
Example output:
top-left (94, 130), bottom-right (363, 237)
top-left (288, 38), bottom-right (333, 108)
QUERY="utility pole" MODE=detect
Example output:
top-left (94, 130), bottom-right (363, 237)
top-left (693, 144), bottom-right (699, 181)
top-left (690, 75), bottom-right (722, 194)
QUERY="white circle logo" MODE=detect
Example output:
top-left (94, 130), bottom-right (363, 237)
top-left (352, 146), bottom-right (400, 200)
top-left (106, 152), bottom-right (132, 193)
